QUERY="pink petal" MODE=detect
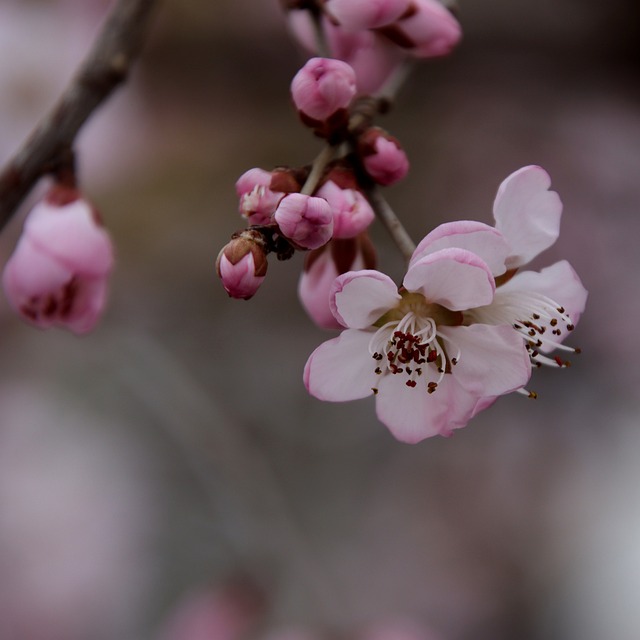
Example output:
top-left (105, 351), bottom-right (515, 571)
top-left (438, 324), bottom-right (531, 397)
top-left (330, 270), bottom-right (401, 329)
top-left (403, 248), bottom-right (495, 311)
top-left (498, 260), bottom-right (588, 327)
top-left (410, 220), bottom-right (510, 276)
top-left (304, 329), bottom-right (378, 401)
top-left (374, 374), bottom-right (477, 442)
top-left (493, 165), bottom-right (562, 269)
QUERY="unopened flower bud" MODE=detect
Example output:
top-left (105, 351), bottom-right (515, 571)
top-left (325, 0), bottom-right (411, 30)
top-left (290, 57), bottom-right (357, 124)
top-left (358, 127), bottom-right (409, 186)
top-left (216, 233), bottom-right (268, 300)
top-left (274, 193), bottom-right (334, 250)
top-left (386, 0), bottom-right (462, 58)
top-left (2, 185), bottom-right (114, 334)
top-left (315, 180), bottom-right (374, 238)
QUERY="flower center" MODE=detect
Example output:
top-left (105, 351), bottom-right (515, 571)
top-left (368, 293), bottom-right (462, 394)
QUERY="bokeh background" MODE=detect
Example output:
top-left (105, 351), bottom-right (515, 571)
top-left (1, 1), bottom-right (639, 639)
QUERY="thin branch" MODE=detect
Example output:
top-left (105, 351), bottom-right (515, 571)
top-left (365, 185), bottom-right (416, 262)
top-left (0, 0), bottom-right (161, 230)
top-left (300, 144), bottom-right (336, 195)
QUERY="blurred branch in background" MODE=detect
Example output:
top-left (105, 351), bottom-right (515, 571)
top-left (0, 0), bottom-right (160, 230)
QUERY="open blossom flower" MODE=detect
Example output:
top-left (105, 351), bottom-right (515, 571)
top-left (410, 166), bottom-right (588, 378)
top-left (2, 186), bottom-right (114, 334)
top-left (304, 248), bottom-right (531, 443)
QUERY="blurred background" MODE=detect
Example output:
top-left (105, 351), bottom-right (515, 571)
top-left (0, 1), bottom-right (639, 639)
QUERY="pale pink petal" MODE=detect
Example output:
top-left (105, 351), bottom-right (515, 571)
top-left (330, 270), bottom-right (401, 329)
top-left (304, 329), bottom-right (378, 401)
top-left (493, 165), bottom-right (562, 269)
top-left (298, 250), bottom-right (343, 330)
top-left (403, 248), bottom-right (495, 310)
top-left (439, 324), bottom-right (531, 396)
top-left (64, 277), bottom-right (109, 334)
top-left (374, 374), bottom-right (477, 442)
top-left (26, 199), bottom-right (113, 276)
top-left (410, 220), bottom-right (510, 276)
top-left (498, 260), bottom-right (588, 327)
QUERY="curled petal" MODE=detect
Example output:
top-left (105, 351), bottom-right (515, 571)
top-left (493, 165), bottom-right (562, 269)
top-left (410, 220), bottom-right (510, 276)
top-left (439, 324), bottom-right (531, 397)
top-left (304, 329), bottom-right (378, 401)
top-left (331, 269), bottom-right (401, 329)
top-left (403, 248), bottom-right (495, 310)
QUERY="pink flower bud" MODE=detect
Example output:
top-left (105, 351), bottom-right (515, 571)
top-left (274, 193), bottom-right (333, 250)
top-left (2, 186), bottom-right (114, 334)
top-left (298, 235), bottom-right (376, 329)
top-left (315, 180), bottom-right (374, 238)
top-left (386, 0), bottom-right (462, 58)
top-left (358, 127), bottom-right (409, 186)
top-left (290, 57), bottom-right (357, 123)
top-left (216, 233), bottom-right (268, 300)
top-left (235, 168), bottom-right (285, 225)
top-left (325, 0), bottom-right (411, 30)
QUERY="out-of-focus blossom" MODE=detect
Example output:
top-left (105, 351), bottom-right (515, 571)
top-left (299, 234), bottom-right (376, 329)
top-left (304, 248), bottom-right (530, 443)
top-left (325, 0), bottom-right (412, 31)
top-left (217, 233), bottom-right (268, 300)
top-left (358, 127), bottom-right (409, 186)
top-left (359, 618), bottom-right (444, 640)
top-left (315, 179), bottom-right (375, 238)
top-left (2, 185), bottom-right (114, 334)
top-left (290, 57), bottom-right (357, 123)
top-left (382, 0), bottom-right (462, 58)
top-left (274, 193), bottom-right (334, 250)
top-left (157, 581), bottom-right (265, 640)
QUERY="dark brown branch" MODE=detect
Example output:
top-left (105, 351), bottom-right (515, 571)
top-left (0, 0), bottom-right (161, 230)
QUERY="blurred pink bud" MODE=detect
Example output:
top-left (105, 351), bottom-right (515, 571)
top-left (291, 57), bottom-right (357, 124)
top-left (274, 193), bottom-right (333, 250)
top-left (216, 233), bottom-right (268, 300)
top-left (359, 619), bottom-right (443, 640)
top-left (325, 0), bottom-right (411, 30)
top-left (299, 235), bottom-right (376, 329)
top-left (387, 0), bottom-right (462, 58)
top-left (157, 582), bottom-right (265, 640)
top-left (2, 186), bottom-right (114, 334)
top-left (358, 127), bottom-right (409, 185)
top-left (236, 168), bottom-right (285, 225)
top-left (315, 180), bottom-right (374, 238)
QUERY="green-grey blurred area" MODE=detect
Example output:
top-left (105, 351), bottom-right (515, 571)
top-left (1, 1), bottom-right (639, 639)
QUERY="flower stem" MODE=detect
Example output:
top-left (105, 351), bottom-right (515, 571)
top-left (365, 186), bottom-right (416, 262)
top-left (300, 144), bottom-right (336, 195)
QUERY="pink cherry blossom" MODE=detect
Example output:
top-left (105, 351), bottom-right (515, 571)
top-left (235, 168), bottom-right (286, 225)
top-left (315, 180), bottom-right (375, 238)
top-left (304, 248), bottom-right (531, 443)
top-left (409, 167), bottom-right (588, 381)
top-left (325, 0), bottom-right (412, 30)
top-left (299, 235), bottom-right (376, 330)
top-left (358, 128), bottom-right (409, 186)
top-left (216, 234), bottom-right (268, 300)
top-left (2, 187), bottom-right (114, 334)
top-left (274, 193), bottom-right (334, 250)
top-left (290, 57), bottom-right (357, 122)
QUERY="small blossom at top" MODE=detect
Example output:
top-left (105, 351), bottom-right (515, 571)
top-left (290, 57), bottom-right (357, 123)
top-left (274, 193), bottom-right (334, 250)
top-left (304, 247), bottom-right (531, 443)
top-left (358, 127), bottom-right (409, 186)
top-left (2, 185), bottom-right (114, 335)
top-left (325, 0), bottom-right (412, 30)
